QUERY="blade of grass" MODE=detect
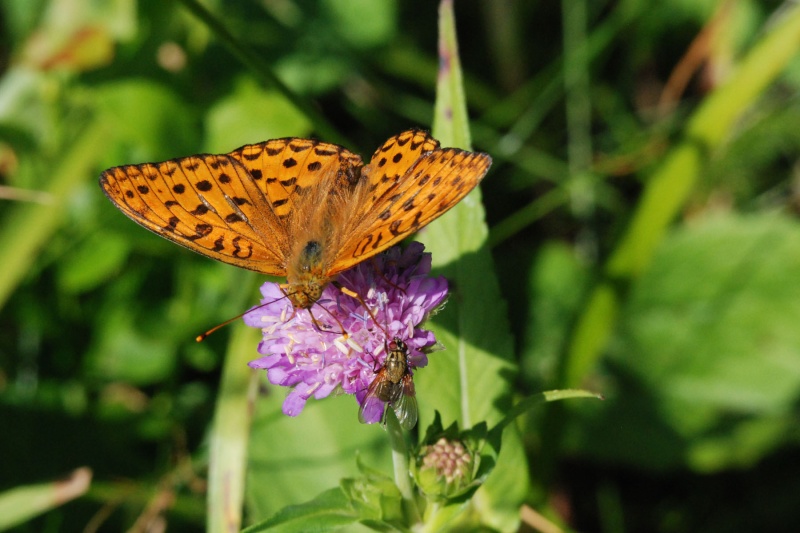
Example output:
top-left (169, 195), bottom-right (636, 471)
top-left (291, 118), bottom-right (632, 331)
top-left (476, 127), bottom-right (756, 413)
top-left (0, 118), bottom-right (109, 310)
top-left (427, 0), bottom-right (516, 431)
top-left (207, 281), bottom-right (261, 533)
top-left (432, 0), bottom-right (471, 151)
top-left (483, 0), bottom-right (637, 151)
top-left (0, 468), bottom-right (91, 530)
top-left (561, 3), bottom-right (800, 387)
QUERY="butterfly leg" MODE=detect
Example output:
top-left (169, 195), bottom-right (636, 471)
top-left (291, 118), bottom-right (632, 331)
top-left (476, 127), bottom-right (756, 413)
top-left (369, 257), bottom-right (408, 297)
top-left (306, 305), bottom-right (350, 340)
top-left (333, 282), bottom-right (388, 338)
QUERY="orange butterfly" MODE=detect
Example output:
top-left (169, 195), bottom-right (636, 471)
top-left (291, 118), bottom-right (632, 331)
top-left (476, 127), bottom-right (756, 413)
top-left (100, 129), bottom-right (491, 309)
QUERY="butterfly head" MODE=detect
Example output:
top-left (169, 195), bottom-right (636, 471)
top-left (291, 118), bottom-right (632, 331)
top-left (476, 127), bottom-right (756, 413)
top-left (282, 279), bottom-right (324, 309)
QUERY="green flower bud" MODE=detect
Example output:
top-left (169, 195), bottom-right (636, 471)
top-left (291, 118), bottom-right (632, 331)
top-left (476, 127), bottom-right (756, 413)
top-left (414, 437), bottom-right (477, 500)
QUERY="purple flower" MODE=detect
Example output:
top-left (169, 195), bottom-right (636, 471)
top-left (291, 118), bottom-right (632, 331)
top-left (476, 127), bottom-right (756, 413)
top-left (244, 243), bottom-right (448, 422)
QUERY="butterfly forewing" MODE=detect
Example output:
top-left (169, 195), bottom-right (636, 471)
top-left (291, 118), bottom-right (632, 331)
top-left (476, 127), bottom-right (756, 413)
top-left (100, 154), bottom-right (286, 275)
top-left (361, 130), bottom-right (440, 204)
top-left (334, 147), bottom-right (492, 271)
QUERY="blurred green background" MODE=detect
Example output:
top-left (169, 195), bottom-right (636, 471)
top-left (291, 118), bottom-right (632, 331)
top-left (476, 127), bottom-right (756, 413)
top-left (2, 0), bottom-right (800, 531)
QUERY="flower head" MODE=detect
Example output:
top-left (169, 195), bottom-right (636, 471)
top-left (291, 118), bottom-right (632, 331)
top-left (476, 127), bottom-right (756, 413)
top-left (415, 437), bottom-right (477, 498)
top-left (244, 243), bottom-right (447, 421)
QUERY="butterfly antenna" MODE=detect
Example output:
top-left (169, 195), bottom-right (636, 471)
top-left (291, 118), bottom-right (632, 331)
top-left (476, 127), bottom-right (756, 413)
top-left (195, 314), bottom-right (246, 342)
top-left (195, 296), bottom-right (287, 342)
top-left (371, 257), bottom-right (408, 297)
top-left (334, 282), bottom-right (395, 372)
top-left (308, 305), bottom-right (349, 338)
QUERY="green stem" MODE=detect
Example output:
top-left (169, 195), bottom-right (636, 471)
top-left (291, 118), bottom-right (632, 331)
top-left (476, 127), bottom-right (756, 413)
top-left (384, 410), bottom-right (421, 524)
top-left (0, 118), bottom-right (109, 310)
top-left (488, 187), bottom-right (567, 248)
top-left (207, 316), bottom-right (262, 532)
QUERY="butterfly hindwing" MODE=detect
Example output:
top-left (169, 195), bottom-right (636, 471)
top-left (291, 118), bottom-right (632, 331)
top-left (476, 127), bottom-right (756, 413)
top-left (228, 138), bottom-right (363, 220)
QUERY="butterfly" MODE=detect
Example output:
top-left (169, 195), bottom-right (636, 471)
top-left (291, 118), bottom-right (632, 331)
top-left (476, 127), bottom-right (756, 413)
top-left (99, 129), bottom-right (491, 309)
top-left (358, 338), bottom-right (418, 430)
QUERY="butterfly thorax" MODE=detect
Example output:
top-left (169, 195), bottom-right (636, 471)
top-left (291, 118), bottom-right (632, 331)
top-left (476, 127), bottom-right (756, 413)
top-left (282, 239), bottom-right (329, 308)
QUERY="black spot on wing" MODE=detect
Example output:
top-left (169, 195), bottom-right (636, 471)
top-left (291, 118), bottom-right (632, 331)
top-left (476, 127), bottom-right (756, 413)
top-left (191, 204), bottom-right (209, 216)
top-left (186, 223), bottom-right (213, 241)
top-left (232, 236), bottom-right (253, 258)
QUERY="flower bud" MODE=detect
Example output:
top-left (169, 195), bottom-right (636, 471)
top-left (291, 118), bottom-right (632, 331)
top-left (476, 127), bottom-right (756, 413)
top-left (414, 437), bottom-right (477, 499)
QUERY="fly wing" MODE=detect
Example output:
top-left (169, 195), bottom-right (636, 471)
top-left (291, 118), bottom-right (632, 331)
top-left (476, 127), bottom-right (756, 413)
top-left (391, 374), bottom-right (418, 430)
top-left (391, 393), bottom-right (418, 430)
top-left (358, 372), bottom-right (387, 425)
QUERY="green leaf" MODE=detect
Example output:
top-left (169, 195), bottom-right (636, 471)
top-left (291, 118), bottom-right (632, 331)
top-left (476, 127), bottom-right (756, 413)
top-left (94, 79), bottom-right (197, 164)
top-left (622, 214), bottom-right (800, 415)
top-left (422, 0), bottom-right (514, 449)
top-left (576, 213), bottom-right (800, 471)
top-left (86, 305), bottom-right (178, 385)
top-left (562, 2), bottom-right (800, 388)
top-left (204, 77), bottom-right (312, 154)
top-left (520, 242), bottom-right (590, 388)
top-left (243, 487), bottom-right (358, 533)
top-left (418, 2), bottom-right (526, 532)
top-left (245, 392), bottom-right (393, 523)
top-left (341, 474), bottom-right (403, 523)
top-left (323, 0), bottom-right (397, 49)
top-left (56, 230), bottom-right (129, 293)
top-left (431, 1), bottom-right (470, 150)
top-left (542, 389), bottom-right (602, 402)
top-left (177, 0), bottom-right (347, 144)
